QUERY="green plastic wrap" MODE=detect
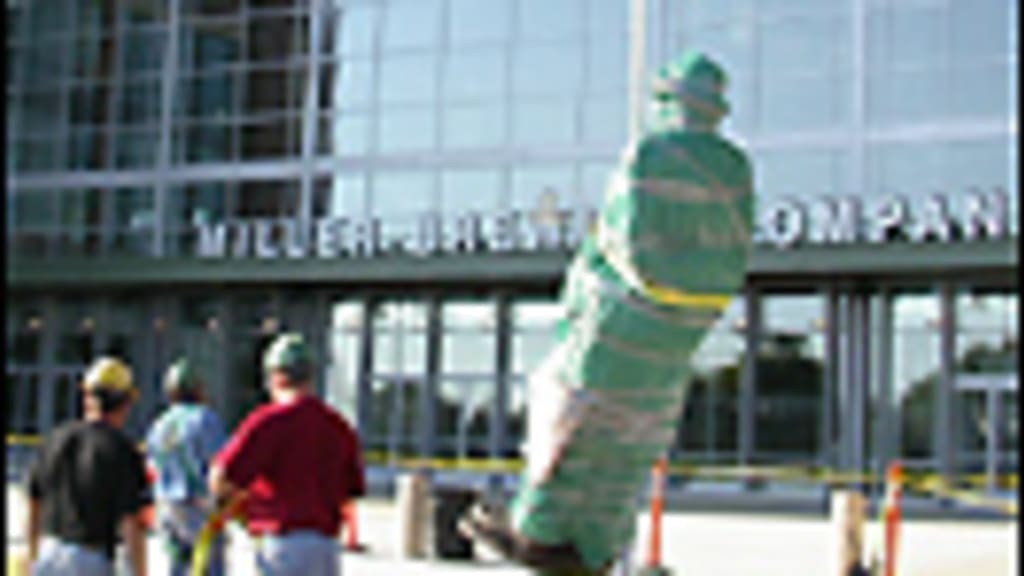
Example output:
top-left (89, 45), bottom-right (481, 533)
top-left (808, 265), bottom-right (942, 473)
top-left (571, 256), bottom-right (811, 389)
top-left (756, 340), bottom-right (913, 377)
top-left (508, 51), bottom-right (755, 572)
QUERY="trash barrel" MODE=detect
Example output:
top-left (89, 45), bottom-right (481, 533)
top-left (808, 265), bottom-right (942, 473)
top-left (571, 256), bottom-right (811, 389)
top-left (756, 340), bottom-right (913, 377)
top-left (432, 485), bottom-right (477, 560)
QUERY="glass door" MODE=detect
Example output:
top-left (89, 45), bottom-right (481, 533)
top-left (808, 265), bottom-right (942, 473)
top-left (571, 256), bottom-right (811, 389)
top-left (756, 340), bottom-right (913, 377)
top-left (368, 301), bottom-right (429, 462)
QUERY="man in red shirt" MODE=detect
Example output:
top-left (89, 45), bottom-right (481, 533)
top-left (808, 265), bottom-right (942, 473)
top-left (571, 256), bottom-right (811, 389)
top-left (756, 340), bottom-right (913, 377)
top-left (209, 333), bottom-right (365, 575)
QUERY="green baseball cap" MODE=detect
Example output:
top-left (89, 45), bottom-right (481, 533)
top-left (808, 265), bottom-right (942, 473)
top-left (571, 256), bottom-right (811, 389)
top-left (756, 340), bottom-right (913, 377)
top-left (263, 333), bottom-right (313, 375)
top-left (164, 358), bottom-right (202, 395)
top-left (652, 50), bottom-right (730, 117)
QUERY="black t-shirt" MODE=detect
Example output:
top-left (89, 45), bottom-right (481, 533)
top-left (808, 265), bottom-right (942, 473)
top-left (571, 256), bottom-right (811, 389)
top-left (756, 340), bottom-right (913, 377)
top-left (27, 420), bottom-right (150, 559)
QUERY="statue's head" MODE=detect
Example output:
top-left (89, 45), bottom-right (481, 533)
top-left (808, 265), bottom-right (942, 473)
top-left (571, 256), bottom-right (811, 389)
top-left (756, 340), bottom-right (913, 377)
top-left (651, 51), bottom-right (730, 129)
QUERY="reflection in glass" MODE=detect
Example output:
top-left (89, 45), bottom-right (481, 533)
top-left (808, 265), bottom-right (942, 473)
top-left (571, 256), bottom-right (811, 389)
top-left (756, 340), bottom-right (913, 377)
top-left (326, 302), bottom-right (362, 423)
top-left (893, 293), bottom-right (941, 464)
top-left (437, 379), bottom-right (494, 458)
top-left (954, 293), bottom-right (1018, 480)
top-left (676, 298), bottom-right (747, 461)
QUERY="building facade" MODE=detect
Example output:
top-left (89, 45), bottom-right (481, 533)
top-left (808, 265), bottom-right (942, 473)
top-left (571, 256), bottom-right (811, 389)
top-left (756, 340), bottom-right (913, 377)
top-left (7, 0), bottom-right (1018, 494)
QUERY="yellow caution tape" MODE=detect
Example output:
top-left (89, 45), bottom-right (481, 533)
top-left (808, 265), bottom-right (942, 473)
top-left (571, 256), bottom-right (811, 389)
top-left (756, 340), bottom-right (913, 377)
top-left (11, 436), bottom-right (1017, 517)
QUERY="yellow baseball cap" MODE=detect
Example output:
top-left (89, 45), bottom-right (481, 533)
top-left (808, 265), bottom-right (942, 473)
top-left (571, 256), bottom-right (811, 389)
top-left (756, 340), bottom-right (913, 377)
top-left (83, 356), bottom-right (137, 399)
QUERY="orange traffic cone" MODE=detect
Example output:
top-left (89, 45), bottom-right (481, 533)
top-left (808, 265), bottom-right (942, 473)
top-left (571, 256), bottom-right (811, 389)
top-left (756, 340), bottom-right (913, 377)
top-left (882, 461), bottom-right (903, 576)
top-left (343, 501), bottom-right (368, 552)
top-left (638, 456), bottom-right (672, 576)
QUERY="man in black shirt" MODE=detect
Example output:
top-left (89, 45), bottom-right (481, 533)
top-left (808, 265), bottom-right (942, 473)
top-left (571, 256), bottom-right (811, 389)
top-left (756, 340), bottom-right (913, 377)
top-left (25, 356), bottom-right (149, 576)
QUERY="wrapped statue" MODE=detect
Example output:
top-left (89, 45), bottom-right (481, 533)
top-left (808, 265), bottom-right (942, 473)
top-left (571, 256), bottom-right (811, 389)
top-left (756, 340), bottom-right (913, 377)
top-left (460, 51), bottom-right (755, 575)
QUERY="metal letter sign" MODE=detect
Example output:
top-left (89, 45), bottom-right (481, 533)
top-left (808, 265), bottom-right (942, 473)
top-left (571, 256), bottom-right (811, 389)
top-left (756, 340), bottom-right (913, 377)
top-left (192, 190), bottom-right (1011, 257)
top-left (761, 201), bottom-right (807, 248)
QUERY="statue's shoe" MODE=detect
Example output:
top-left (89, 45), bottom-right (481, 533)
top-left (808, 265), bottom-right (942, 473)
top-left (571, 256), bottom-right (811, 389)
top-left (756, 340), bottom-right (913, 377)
top-left (457, 502), bottom-right (602, 575)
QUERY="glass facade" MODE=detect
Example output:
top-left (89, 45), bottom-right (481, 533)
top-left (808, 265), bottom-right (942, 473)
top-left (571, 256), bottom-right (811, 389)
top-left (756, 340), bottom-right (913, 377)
top-left (6, 0), bottom-right (1018, 496)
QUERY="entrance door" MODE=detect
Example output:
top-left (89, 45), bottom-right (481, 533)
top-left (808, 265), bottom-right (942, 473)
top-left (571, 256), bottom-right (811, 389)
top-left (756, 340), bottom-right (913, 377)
top-left (367, 301), bottom-right (430, 462)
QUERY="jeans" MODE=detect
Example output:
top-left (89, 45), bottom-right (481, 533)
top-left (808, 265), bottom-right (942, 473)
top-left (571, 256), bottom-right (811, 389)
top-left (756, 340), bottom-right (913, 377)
top-left (158, 500), bottom-right (225, 576)
top-left (255, 531), bottom-right (341, 576)
top-left (32, 537), bottom-right (113, 576)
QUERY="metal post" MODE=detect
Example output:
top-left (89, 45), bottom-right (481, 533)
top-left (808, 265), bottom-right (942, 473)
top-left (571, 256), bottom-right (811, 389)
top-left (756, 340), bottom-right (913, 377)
top-left (300, 0), bottom-right (324, 246)
top-left (985, 386), bottom-right (999, 492)
top-left (874, 290), bottom-right (895, 473)
top-left (851, 292), bottom-right (869, 477)
top-left (357, 299), bottom-right (376, 442)
top-left (492, 295), bottom-right (511, 459)
top-left (422, 298), bottom-right (441, 458)
top-left (821, 287), bottom-right (840, 468)
top-left (628, 0), bottom-right (647, 141)
top-left (739, 287), bottom-right (760, 466)
top-left (154, 0), bottom-right (181, 257)
top-left (937, 283), bottom-right (957, 483)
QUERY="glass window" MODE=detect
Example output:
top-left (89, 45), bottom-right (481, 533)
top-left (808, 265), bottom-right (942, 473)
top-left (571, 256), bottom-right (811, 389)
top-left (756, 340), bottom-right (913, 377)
top-left (513, 43), bottom-right (582, 97)
top-left (586, 31), bottom-right (627, 93)
top-left (519, 0), bottom-right (581, 41)
top-left (67, 128), bottom-right (109, 171)
top-left (582, 95), bottom-right (627, 146)
top-left (115, 127), bottom-right (160, 168)
top-left (332, 59), bottom-right (374, 110)
top-left (380, 54), bottom-right (436, 106)
top-left (866, 141), bottom-right (942, 196)
top-left (326, 301), bottom-right (363, 423)
top-left (378, 106), bottom-right (436, 153)
top-left (56, 300), bottom-right (97, 365)
top-left (883, 3), bottom-right (945, 66)
top-left (182, 71), bottom-right (237, 119)
top-left (384, 0), bottom-right (440, 50)
top-left (442, 302), bottom-right (496, 374)
top-left (513, 98), bottom-right (576, 147)
top-left (949, 0), bottom-right (1010, 63)
top-left (754, 295), bottom-right (825, 460)
top-left (111, 188), bottom-right (154, 256)
top-left (673, 0), bottom-right (755, 28)
top-left (759, 15), bottom-right (845, 75)
top-left (759, 71), bottom-right (849, 133)
top-left (235, 179), bottom-right (299, 218)
top-left (22, 39), bottom-right (69, 88)
top-left (449, 0), bottom-right (508, 46)
top-left (247, 14), bottom-right (304, 64)
top-left (186, 20), bottom-right (242, 72)
top-left (511, 165), bottom-right (573, 217)
top-left (944, 138), bottom-right (1012, 195)
top-left (14, 138), bottom-right (60, 173)
top-left (443, 103), bottom-right (504, 150)
top-left (239, 115), bottom-right (302, 160)
top-left (18, 88), bottom-right (62, 135)
top-left (326, 112), bottom-right (370, 156)
top-left (373, 171), bottom-right (434, 222)
top-left (441, 170), bottom-right (501, 216)
top-left (894, 293), bottom-right (941, 464)
top-left (437, 378), bottom-right (494, 458)
top-left (675, 299), bottom-right (747, 460)
top-left (122, 27), bottom-right (166, 77)
top-left (328, 174), bottom-right (368, 219)
top-left (372, 302), bottom-right (428, 375)
top-left (444, 50), bottom-right (504, 102)
top-left (948, 61), bottom-right (1011, 119)
top-left (954, 292), bottom-right (1018, 475)
top-left (119, 80), bottom-right (162, 126)
top-left (758, 148), bottom-right (848, 204)
top-left (182, 121), bottom-right (234, 163)
top-left (580, 160), bottom-right (616, 212)
top-left (12, 190), bottom-right (57, 230)
top-left (333, 4), bottom-right (377, 58)
top-left (511, 301), bottom-right (562, 375)
top-left (244, 67), bottom-right (304, 114)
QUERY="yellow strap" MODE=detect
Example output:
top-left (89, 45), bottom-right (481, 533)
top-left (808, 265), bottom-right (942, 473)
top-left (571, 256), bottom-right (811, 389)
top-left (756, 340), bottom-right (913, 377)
top-left (598, 231), bottom-right (733, 311)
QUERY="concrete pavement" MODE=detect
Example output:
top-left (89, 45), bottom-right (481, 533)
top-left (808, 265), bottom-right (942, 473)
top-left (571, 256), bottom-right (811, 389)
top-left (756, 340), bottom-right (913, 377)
top-left (7, 486), bottom-right (1017, 575)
